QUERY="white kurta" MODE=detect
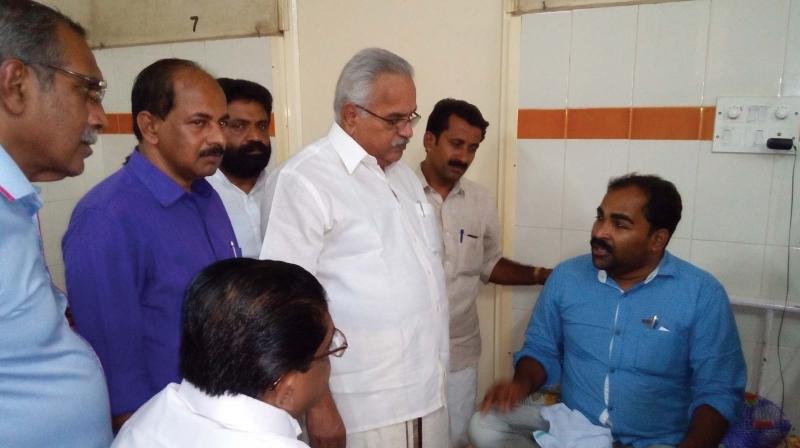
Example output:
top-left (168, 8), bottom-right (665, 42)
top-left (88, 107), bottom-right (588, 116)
top-left (206, 169), bottom-right (267, 258)
top-left (112, 381), bottom-right (308, 448)
top-left (259, 123), bottom-right (449, 433)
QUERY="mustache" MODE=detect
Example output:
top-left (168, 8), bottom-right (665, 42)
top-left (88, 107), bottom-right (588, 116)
top-left (81, 127), bottom-right (99, 145)
top-left (392, 137), bottom-right (409, 148)
top-left (448, 160), bottom-right (469, 170)
top-left (590, 237), bottom-right (613, 253)
top-left (199, 145), bottom-right (225, 158)
top-left (237, 140), bottom-right (271, 156)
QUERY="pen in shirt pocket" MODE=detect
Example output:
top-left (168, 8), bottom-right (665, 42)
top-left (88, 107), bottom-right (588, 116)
top-left (230, 241), bottom-right (239, 258)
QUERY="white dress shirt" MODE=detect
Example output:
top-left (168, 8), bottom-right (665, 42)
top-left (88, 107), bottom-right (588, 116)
top-left (418, 170), bottom-right (502, 372)
top-left (206, 169), bottom-right (267, 258)
top-left (259, 123), bottom-right (449, 433)
top-left (112, 381), bottom-right (307, 448)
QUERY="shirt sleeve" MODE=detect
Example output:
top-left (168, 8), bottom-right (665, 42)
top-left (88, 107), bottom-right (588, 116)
top-left (63, 208), bottom-right (151, 415)
top-left (259, 170), bottom-right (327, 274)
top-left (512, 264), bottom-right (565, 387)
top-left (687, 277), bottom-right (747, 424)
top-left (479, 195), bottom-right (502, 283)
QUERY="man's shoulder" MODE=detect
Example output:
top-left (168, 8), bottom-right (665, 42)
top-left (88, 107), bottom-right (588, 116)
top-left (662, 251), bottom-right (725, 292)
top-left (74, 167), bottom-right (136, 214)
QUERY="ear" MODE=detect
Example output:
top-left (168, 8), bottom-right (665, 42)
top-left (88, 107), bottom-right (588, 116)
top-left (340, 103), bottom-right (359, 133)
top-left (0, 59), bottom-right (33, 115)
top-left (272, 371), bottom-right (301, 415)
top-left (649, 228), bottom-right (670, 253)
top-left (423, 131), bottom-right (435, 152)
top-left (136, 111), bottom-right (161, 146)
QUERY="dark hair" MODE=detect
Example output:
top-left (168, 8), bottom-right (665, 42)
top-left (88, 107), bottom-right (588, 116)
top-left (0, 0), bottom-right (87, 86)
top-left (217, 78), bottom-right (273, 114)
top-left (180, 258), bottom-right (328, 399)
top-left (131, 58), bottom-right (201, 140)
top-left (607, 173), bottom-right (682, 237)
top-left (425, 98), bottom-right (489, 141)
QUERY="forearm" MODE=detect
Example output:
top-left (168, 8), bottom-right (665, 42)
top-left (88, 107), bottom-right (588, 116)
top-left (513, 356), bottom-right (548, 395)
top-left (678, 404), bottom-right (729, 448)
top-left (489, 258), bottom-right (552, 285)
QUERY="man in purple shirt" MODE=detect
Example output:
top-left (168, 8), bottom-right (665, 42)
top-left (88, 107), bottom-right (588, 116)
top-left (63, 58), bottom-right (238, 431)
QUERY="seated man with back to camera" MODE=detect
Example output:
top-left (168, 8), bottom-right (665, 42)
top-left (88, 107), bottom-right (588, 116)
top-left (113, 258), bottom-right (346, 447)
top-left (470, 174), bottom-right (746, 448)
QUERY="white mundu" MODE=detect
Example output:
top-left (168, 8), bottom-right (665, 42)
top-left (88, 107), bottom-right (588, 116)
top-left (259, 123), bottom-right (449, 434)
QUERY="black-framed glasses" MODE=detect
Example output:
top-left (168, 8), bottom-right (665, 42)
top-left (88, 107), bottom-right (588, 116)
top-left (355, 105), bottom-right (421, 130)
top-left (314, 327), bottom-right (348, 360)
top-left (34, 62), bottom-right (107, 104)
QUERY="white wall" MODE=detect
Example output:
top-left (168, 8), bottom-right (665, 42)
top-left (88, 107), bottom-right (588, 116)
top-left (512, 0), bottom-right (800, 430)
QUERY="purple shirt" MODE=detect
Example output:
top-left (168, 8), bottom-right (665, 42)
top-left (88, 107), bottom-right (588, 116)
top-left (63, 149), bottom-right (239, 415)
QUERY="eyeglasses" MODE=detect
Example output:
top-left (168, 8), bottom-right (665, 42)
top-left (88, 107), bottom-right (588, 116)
top-left (29, 62), bottom-right (107, 104)
top-left (314, 327), bottom-right (348, 360)
top-left (355, 105), bottom-right (421, 130)
top-left (268, 327), bottom-right (348, 390)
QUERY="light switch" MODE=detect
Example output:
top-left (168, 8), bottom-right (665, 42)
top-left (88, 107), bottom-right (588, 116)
top-left (713, 97), bottom-right (799, 154)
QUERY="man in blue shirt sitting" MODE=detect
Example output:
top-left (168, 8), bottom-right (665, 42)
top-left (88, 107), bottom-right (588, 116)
top-left (63, 58), bottom-right (237, 431)
top-left (469, 174), bottom-right (746, 448)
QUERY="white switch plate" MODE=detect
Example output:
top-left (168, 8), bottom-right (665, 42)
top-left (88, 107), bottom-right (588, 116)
top-left (712, 96), bottom-right (799, 155)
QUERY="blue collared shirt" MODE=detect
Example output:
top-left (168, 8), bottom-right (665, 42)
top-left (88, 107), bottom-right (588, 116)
top-left (515, 252), bottom-right (746, 447)
top-left (63, 149), bottom-right (238, 415)
top-left (0, 145), bottom-right (112, 447)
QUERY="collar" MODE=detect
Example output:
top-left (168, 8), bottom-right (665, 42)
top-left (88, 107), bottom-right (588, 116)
top-left (596, 251), bottom-right (675, 286)
top-left (128, 149), bottom-right (214, 207)
top-left (415, 161), bottom-right (465, 197)
top-left (177, 380), bottom-right (302, 439)
top-left (211, 168), bottom-right (267, 196)
top-left (328, 123), bottom-right (379, 174)
top-left (0, 143), bottom-right (37, 205)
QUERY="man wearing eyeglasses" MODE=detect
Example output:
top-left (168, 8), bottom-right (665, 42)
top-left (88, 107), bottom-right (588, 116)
top-left (207, 78), bottom-right (273, 258)
top-left (260, 48), bottom-right (450, 448)
top-left (63, 58), bottom-right (238, 432)
top-left (113, 258), bottom-right (345, 448)
top-left (0, 1), bottom-right (112, 447)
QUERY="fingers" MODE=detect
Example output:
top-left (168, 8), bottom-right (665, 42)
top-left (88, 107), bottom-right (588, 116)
top-left (479, 382), bottom-right (524, 414)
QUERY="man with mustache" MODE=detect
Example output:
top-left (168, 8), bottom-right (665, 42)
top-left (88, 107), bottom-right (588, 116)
top-left (260, 48), bottom-right (450, 447)
top-left (418, 98), bottom-right (552, 447)
top-left (470, 174), bottom-right (746, 448)
top-left (207, 78), bottom-right (272, 258)
top-left (0, 1), bottom-right (112, 446)
top-left (63, 58), bottom-right (238, 431)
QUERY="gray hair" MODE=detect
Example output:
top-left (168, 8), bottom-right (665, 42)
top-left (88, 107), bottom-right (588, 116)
top-left (333, 47), bottom-right (414, 124)
top-left (0, 0), bottom-right (87, 86)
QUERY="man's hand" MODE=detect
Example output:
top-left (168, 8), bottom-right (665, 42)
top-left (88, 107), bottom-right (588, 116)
top-left (479, 379), bottom-right (532, 414)
top-left (307, 390), bottom-right (346, 448)
top-left (479, 357), bottom-right (547, 414)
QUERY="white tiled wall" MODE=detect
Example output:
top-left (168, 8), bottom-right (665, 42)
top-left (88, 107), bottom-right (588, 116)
top-left (36, 37), bottom-right (273, 289)
top-left (516, 0), bottom-right (800, 431)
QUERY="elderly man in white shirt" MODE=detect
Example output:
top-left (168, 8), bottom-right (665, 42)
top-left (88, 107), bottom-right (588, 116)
top-left (206, 78), bottom-right (272, 258)
top-left (113, 258), bottom-right (345, 448)
top-left (259, 48), bottom-right (449, 448)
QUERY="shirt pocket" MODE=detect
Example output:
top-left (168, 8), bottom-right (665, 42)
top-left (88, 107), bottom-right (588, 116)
top-left (633, 327), bottom-right (686, 377)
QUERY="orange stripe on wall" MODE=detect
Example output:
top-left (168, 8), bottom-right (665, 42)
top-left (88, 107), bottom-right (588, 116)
top-left (518, 109), bottom-right (565, 138)
top-left (519, 107), bottom-right (716, 140)
top-left (102, 112), bottom-right (277, 137)
top-left (568, 108), bottom-right (630, 139)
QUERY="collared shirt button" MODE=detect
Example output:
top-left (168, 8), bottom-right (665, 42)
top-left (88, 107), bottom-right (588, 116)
top-left (614, 329), bottom-right (621, 336)
top-left (609, 368), bottom-right (615, 373)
